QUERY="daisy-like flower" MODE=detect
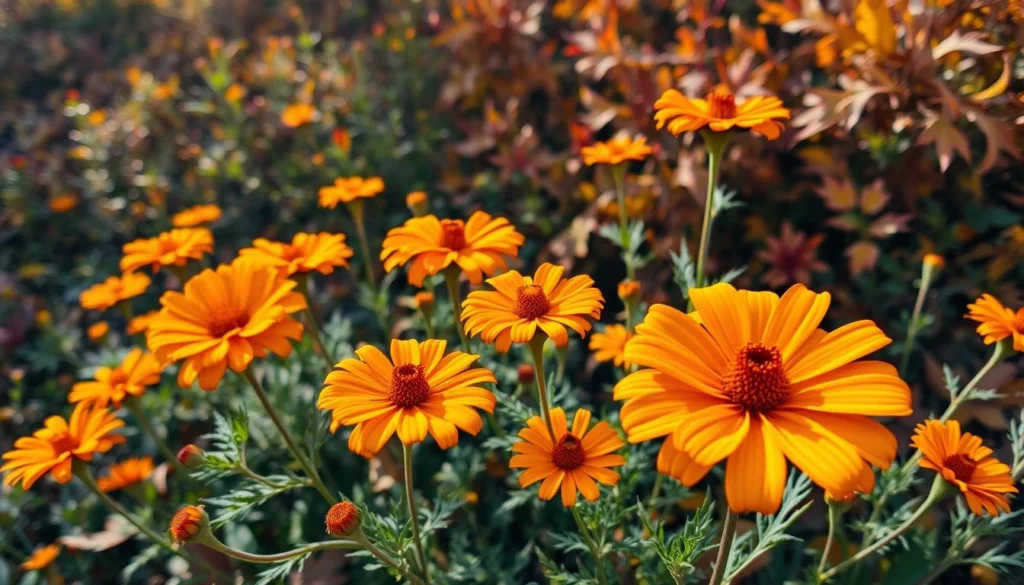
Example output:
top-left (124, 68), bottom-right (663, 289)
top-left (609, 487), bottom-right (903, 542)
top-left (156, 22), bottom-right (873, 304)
top-left (380, 211), bottom-right (525, 286)
top-left (912, 419), bottom-right (1018, 516)
top-left (171, 204), bottom-right (222, 228)
top-left (614, 283), bottom-right (912, 514)
top-left (79, 273), bottom-right (151, 312)
top-left (317, 339), bottom-right (496, 457)
top-left (281, 103), bottom-right (318, 128)
top-left (120, 228), bottom-right (214, 274)
top-left (581, 135), bottom-right (653, 166)
top-left (68, 348), bottom-right (163, 408)
top-left (589, 324), bottom-right (632, 368)
top-left (146, 262), bottom-right (306, 390)
top-left (966, 294), bottom-right (1024, 352)
top-left (509, 408), bottom-right (625, 507)
top-left (462, 263), bottom-right (604, 352)
top-left (96, 456), bottom-right (155, 492)
top-left (318, 176), bottom-right (385, 209)
top-left (21, 544), bottom-right (60, 571)
top-left (238, 233), bottom-right (354, 277)
top-left (1, 403), bottom-right (125, 490)
top-left (127, 310), bottom-right (160, 335)
top-left (654, 88), bottom-right (790, 139)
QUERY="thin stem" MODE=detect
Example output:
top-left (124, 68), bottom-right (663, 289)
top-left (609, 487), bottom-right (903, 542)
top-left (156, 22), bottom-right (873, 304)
top-left (709, 508), bottom-right (738, 585)
top-left (403, 443), bottom-right (431, 585)
top-left (689, 132), bottom-right (729, 311)
top-left (354, 532), bottom-right (425, 585)
top-left (236, 463), bottom-right (289, 489)
top-left (209, 538), bottom-right (360, 563)
top-left (572, 506), bottom-right (609, 585)
top-left (817, 504), bottom-right (841, 575)
top-left (610, 164), bottom-right (634, 280)
top-left (350, 201), bottom-right (389, 333)
top-left (124, 398), bottom-right (187, 475)
top-left (443, 267), bottom-right (471, 353)
top-left (241, 368), bottom-right (336, 504)
top-left (296, 277), bottom-right (336, 367)
top-left (899, 271), bottom-right (932, 376)
top-left (528, 335), bottom-right (556, 440)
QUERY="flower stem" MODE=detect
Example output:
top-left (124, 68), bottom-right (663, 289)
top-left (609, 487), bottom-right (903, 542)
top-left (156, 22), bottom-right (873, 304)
top-left (123, 397), bottom-right (187, 476)
top-left (689, 131), bottom-right (730, 311)
top-left (610, 164), bottom-right (634, 280)
top-left (349, 200), bottom-right (388, 333)
top-left (709, 508), bottom-right (738, 585)
top-left (353, 531), bottom-right (426, 585)
top-left (899, 267), bottom-right (935, 376)
top-left (528, 335), bottom-right (556, 440)
top-left (443, 266), bottom-right (471, 353)
top-left (403, 443), bottom-right (431, 585)
top-left (205, 536), bottom-right (359, 563)
top-left (296, 277), bottom-right (336, 367)
top-left (236, 463), bottom-right (289, 489)
top-left (241, 368), bottom-right (336, 504)
top-left (572, 506), bottom-right (609, 585)
top-left (817, 503), bottom-right (841, 575)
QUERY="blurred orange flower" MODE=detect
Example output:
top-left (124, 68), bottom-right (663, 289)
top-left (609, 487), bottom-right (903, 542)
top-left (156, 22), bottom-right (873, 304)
top-left (120, 228), bottom-right (214, 274)
top-left (171, 204), bottom-right (222, 228)
top-left (281, 103), bottom-right (318, 128)
top-left (581, 135), bottom-right (653, 166)
top-left (68, 348), bottom-right (163, 408)
top-left (96, 457), bottom-right (155, 492)
top-left (238, 233), bottom-right (354, 277)
top-left (20, 544), bottom-right (60, 571)
top-left (127, 311), bottom-right (160, 335)
top-left (318, 176), bottom-right (385, 208)
top-left (79, 273), bottom-right (151, 312)
top-left (654, 88), bottom-right (790, 139)
top-left (49, 194), bottom-right (79, 213)
top-left (589, 324), bottom-right (632, 367)
top-left (87, 322), bottom-right (109, 342)
top-left (966, 294), bottom-right (1024, 352)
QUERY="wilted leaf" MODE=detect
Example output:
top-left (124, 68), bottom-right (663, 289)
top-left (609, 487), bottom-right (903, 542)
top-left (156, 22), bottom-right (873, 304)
top-left (859, 179), bottom-right (889, 215)
top-left (966, 106), bottom-right (1023, 172)
top-left (817, 176), bottom-right (858, 212)
top-left (970, 54), bottom-right (1011, 102)
top-left (846, 240), bottom-right (880, 275)
top-left (917, 115), bottom-right (971, 172)
top-left (59, 516), bottom-right (138, 551)
top-left (932, 31), bottom-right (1001, 60)
top-left (854, 0), bottom-right (896, 56)
top-left (868, 213), bottom-right (912, 238)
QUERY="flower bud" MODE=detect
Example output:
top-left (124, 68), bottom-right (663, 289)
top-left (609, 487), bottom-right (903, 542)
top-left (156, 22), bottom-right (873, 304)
top-left (325, 502), bottom-right (361, 537)
top-left (87, 321), bottom-right (109, 343)
top-left (414, 291), bottom-right (435, 320)
top-left (517, 364), bottom-right (535, 385)
top-left (922, 253), bottom-right (944, 269)
top-left (406, 191), bottom-right (428, 217)
top-left (617, 280), bottom-right (641, 305)
top-left (177, 445), bottom-right (205, 470)
top-left (169, 505), bottom-right (209, 544)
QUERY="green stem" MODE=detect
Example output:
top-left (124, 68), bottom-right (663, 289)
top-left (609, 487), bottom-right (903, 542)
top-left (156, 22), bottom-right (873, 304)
top-left (403, 443), bottom-right (431, 585)
top-left (899, 270), bottom-right (932, 376)
top-left (350, 201), bottom-right (388, 333)
top-left (610, 164), bottom-right (634, 280)
top-left (296, 277), bottom-right (336, 367)
top-left (207, 537), bottom-right (359, 563)
top-left (241, 368), bottom-right (336, 504)
top-left (124, 397), bottom-right (187, 475)
top-left (353, 532), bottom-right (425, 585)
top-left (817, 504), bottom-right (841, 575)
top-left (528, 335), bottom-right (556, 440)
top-left (689, 131), bottom-right (729, 311)
top-left (236, 463), bottom-right (289, 489)
top-left (572, 506), bottom-right (609, 585)
top-left (709, 508), bottom-right (738, 585)
top-left (443, 266), bottom-right (471, 353)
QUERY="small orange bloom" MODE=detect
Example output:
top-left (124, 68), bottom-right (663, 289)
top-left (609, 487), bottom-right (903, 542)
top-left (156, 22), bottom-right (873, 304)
top-left (581, 135), bottom-right (653, 166)
top-left (281, 103), bottom-right (318, 128)
top-left (225, 84), bottom-right (246, 103)
top-left (617, 280), bottom-right (641, 304)
top-left (169, 505), bottom-right (208, 543)
top-left (462, 263), bottom-right (605, 351)
top-left (923, 253), bottom-right (945, 269)
top-left (654, 88), bottom-right (790, 139)
top-left (49, 194), bottom-right (79, 213)
top-left (68, 348), bottom-right (163, 408)
top-left (406, 191), bottom-right (429, 216)
top-left (966, 294), bottom-right (1024, 352)
top-left (510, 408), bottom-right (626, 507)
top-left (172, 204), bottom-right (222, 228)
top-left (120, 228), bottom-right (214, 274)
top-left (589, 324), bottom-right (633, 368)
top-left (325, 501), bottom-right (362, 536)
top-left (21, 544), bottom-right (60, 571)
top-left (97, 456), bottom-right (155, 492)
top-left (912, 419), bottom-right (1018, 516)
top-left (87, 322), bottom-right (109, 342)
top-left (1, 404), bottom-right (125, 490)
top-left (238, 232), bottom-right (354, 277)
top-left (178, 444), bottom-right (205, 469)
top-left (381, 211), bottom-right (525, 286)
top-left (318, 176), bottom-right (385, 208)
top-left (127, 310), bottom-right (160, 335)
top-left (79, 273), bottom-right (151, 311)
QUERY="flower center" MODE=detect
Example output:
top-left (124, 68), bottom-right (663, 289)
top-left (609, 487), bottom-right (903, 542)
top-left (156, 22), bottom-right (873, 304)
top-left (208, 311), bottom-right (248, 338)
top-left (280, 244), bottom-right (306, 262)
top-left (722, 343), bottom-right (790, 413)
top-left (708, 91), bottom-right (737, 119)
top-left (552, 434), bottom-right (586, 470)
top-left (440, 220), bottom-right (467, 251)
top-left (1013, 308), bottom-right (1024, 334)
top-left (49, 431), bottom-right (78, 454)
top-left (943, 453), bottom-right (978, 482)
top-left (388, 364), bottom-right (431, 408)
top-left (514, 285), bottom-right (551, 319)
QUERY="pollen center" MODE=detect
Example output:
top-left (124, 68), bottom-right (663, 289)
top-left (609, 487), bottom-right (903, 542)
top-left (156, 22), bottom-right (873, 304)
top-left (388, 364), bottom-right (431, 408)
top-left (49, 431), bottom-right (79, 454)
top-left (1013, 308), bottom-right (1024, 334)
top-left (440, 220), bottom-right (467, 251)
top-left (722, 343), bottom-right (790, 413)
top-left (552, 434), bottom-right (586, 470)
top-left (208, 311), bottom-right (248, 337)
top-left (943, 453), bottom-right (978, 482)
top-left (514, 284), bottom-right (551, 319)
top-left (708, 91), bottom-right (737, 119)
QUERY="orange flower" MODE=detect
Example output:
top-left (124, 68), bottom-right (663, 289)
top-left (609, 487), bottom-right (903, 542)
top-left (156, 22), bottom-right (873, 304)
top-left (146, 262), bottom-right (306, 390)
top-left (21, 544), bottom-right (60, 571)
top-left (581, 135), bottom-right (653, 166)
top-left (318, 339), bottom-right (496, 457)
top-left (96, 456), bottom-right (155, 492)
top-left (318, 176), bottom-right (384, 208)
top-left (49, 194), bottom-right (79, 213)
top-left (654, 88), bottom-right (790, 139)
top-left (1, 403), bottom-right (125, 490)
top-left (169, 505), bottom-right (209, 543)
top-left (381, 211), bottom-right (525, 286)
top-left (406, 191), bottom-right (428, 216)
top-left (462, 263), bottom-right (604, 352)
top-left (325, 501), bottom-right (362, 537)
top-left (589, 325), bottom-right (632, 368)
top-left (923, 253), bottom-right (945, 269)
top-left (238, 232), bottom-right (354, 277)
top-left (912, 419), bottom-right (1017, 516)
top-left (171, 204), bottom-right (222, 228)
top-left (127, 310), bottom-right (160, 335)
top-left (120, 228), bottom-right (214, 273)
top-left (79, 273), bottom-right (151, 311)
top-left (509, 408), bottom-right (626, 507)
top-left (614, 283), bottom-right (912, 514)
top-left (966, 294), bottom-right (1024, 352)
top-left (68, 348), bottom-right (163, 408)
top-left (281, 103), bottom-right (318, 128)
top-left (87, 322), bottom-right (109, 342)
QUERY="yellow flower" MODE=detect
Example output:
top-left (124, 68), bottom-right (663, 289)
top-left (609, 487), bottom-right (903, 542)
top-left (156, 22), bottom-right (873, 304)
top-left (966, 294), bottom-right (1024, 352)
top-left (146, 262), bottom-right (306, 390)
top-left (462, 263), bottom-right (604, 352)
top-left (281, 103), bottom-right (318, 128)
top-left (589, 325), bottom-right (633, 368)
top-left (318, 176), bottom-right (385, 208)
top-left (87, 321), bottom-right (109, 342)
top-left (614, 283), bottom-right (911, 514)
top-left (318, 339), bottom-right (497, 457)
top-left (171, 204), bottom-right (222, 228)
top-left (912, 419), bottom-right (1018, 516)
top-left (581, 135), bottom-right (653, 166)
top-left (381, 211), bottom-right (525, 286)
top-left (79, 273), bottom-right (151, 312)
top-left (49, 194), bottom-right (79, 213)
top-left (654, 88), bottom-right (790, 139)
top-left (96, 456), bottom-right (155, 492)
top-left (509, 408), bottom-right (626, 507)
top-left (68, 348), bottom-right (163, 408)
top-left (120, 228), bottom-right (214, 274)
top-left (21, 544), bottom-right (60, 571)
top-left (2, 403), bottom-right (125, 490)
top-left (238, 232), bottom-right (354, 277)
top-left (127, 310), bottom-right (160, 335)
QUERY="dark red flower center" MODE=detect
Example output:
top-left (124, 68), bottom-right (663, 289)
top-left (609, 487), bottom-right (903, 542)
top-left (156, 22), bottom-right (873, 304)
top-left (440, 220), bottom-right (467, 251)
top-left (49, 431), bottom-right (78, 454)
top-left (208, 312), bottom-right (248, 337)
top-left (514, 284), bottom-right (551, 319)
top-left (388, 364), bottom-right (430, 408)
top-left (1013, 308), bottom-right (1024, 334)
top-left (552, 434), bottom-right (586, 470)
top-left (943, 453), bottom-right (978, 482)
top-left (723, 343), bottom-right (790, 413)
top-left (708, 91), bottom-right (737, 119)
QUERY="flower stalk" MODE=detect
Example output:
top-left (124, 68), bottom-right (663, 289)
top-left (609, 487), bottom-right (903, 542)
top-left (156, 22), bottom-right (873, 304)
top-left (899, 258), bottom-right (942, 376)
top-left (528, 334), bottom-right (556, 440)
top-left (689, 130), bottom-right (731, 311)
top-left (571, 506), bottom-right (609, 585)
top-left (403, 443), bottom-right (431, 585)
top-left (709, 508), bottom-right (738, 585)
top-left (123, 397), bottom-right (187, 475)
top-left (443, 265), bottom-right (471, 353)
top-left (295, 276), bottom-right (336, 367)
top-left (609, 163), bottom-right (634, 280)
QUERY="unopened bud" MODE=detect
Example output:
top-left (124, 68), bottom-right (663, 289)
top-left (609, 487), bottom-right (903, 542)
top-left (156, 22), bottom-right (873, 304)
top-left (325, 502), bottom-right (361, 537)
top-left (406, 191), bottom-right (429, 216)
top-left (517, 364), bottom-right (535, 385)
top-left (414, 291), bottom-right (435, 320)
top-left (617, 280), bottom-right (641, 305)
top-left (169, 505), bottom-right (209, 544)
top-left (177, 445), bottom-right (205, 470)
